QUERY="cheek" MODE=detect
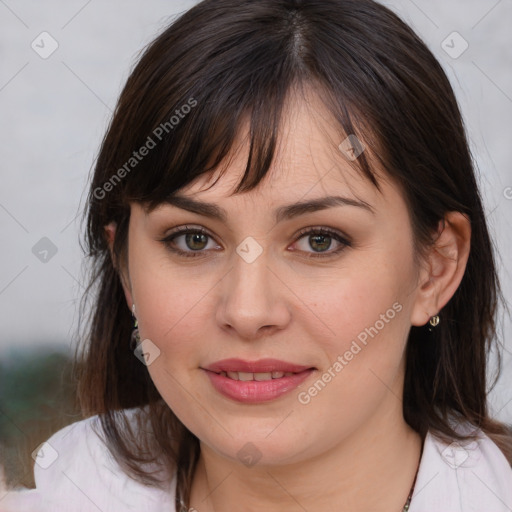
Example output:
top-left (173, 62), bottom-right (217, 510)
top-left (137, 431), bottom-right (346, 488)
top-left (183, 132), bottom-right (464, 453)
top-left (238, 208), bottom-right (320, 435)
top-left (292, 278), bottom-right (410, 440)
top-left (125, 250), bottom-right (213, 411)
top-left (296, 246), bottom-right (416, 415)
top-left (128, 234), bottom-right (216, 341)
top-left (306, 286), bottom-right (408, 405)
top-left (128, 253), bottom-right (216, 424)
top-left (303, 257), bottom-right (412, 356)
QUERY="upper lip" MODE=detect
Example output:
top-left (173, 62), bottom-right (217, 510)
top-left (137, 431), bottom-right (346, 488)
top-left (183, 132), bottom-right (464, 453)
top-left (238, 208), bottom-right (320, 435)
top-left (203, 358), bottom-right (314, 374)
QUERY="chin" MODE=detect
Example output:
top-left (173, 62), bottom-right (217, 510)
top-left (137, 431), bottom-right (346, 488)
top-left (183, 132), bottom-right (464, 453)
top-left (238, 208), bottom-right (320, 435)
top-left (202, 428), bottom-right (313, 468)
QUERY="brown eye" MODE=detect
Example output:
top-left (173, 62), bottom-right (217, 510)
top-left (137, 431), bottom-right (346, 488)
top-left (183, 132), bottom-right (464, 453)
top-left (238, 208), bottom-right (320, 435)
top-left (291, 227), bottom-right (351, 258)
top-left (184, 233), bottom-right (209, 251)
top-left (308, 233), bottom-right (333, 252)
top-left (160, 226), bottom-right (221, 258)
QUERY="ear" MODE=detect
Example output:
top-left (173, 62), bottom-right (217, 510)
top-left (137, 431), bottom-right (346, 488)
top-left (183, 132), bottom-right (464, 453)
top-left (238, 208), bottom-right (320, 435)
top-left (104, 221), bottom-right (134, 310)
top-left (410, 211), bottom-right (471, 327)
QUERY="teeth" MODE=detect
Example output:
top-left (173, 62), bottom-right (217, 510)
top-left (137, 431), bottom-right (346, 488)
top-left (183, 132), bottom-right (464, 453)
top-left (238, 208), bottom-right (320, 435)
top-left (254, 372), bottom-right (272, 381)
top-left (219, 371), bottom-right (295, 381)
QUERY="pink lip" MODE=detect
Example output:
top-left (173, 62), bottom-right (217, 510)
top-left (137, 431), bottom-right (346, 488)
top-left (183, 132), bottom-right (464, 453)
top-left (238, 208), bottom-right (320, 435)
top-left (204, 358), bottom-right (313, 373)
top-left (202, 359), bottom-right (315, 404)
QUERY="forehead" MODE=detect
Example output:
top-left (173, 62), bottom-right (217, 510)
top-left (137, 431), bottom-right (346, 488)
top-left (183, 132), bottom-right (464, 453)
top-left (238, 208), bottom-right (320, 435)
top-left (177, 90), bottom-right (387, 208)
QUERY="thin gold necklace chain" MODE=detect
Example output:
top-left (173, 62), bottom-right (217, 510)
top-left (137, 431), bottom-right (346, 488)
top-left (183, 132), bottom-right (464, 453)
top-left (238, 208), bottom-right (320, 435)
top-left (402, 459), bottom-right (420, 512)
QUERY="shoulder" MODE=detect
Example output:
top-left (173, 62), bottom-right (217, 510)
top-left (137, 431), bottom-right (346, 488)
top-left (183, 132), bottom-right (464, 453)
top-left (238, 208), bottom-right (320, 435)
top-left (410, 419), bottom-right (512, 512)
top-left (1, 408), bottom-right (177, 512)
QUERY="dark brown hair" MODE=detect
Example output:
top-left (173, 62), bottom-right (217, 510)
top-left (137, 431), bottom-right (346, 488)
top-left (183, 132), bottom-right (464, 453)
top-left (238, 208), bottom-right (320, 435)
top-left (76, 0), bottom-right (512, 509)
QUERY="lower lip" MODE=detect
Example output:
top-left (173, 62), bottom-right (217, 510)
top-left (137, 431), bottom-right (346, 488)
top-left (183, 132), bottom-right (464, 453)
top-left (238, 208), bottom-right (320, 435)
top-left (203, 369), bottom-right (315, 403)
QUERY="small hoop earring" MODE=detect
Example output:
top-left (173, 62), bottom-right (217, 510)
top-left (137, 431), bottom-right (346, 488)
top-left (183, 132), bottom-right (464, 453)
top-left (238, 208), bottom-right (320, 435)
top-left (130, 304), bottom-right (140, 349)
top-left (428, 314), bottom-right (440, 332)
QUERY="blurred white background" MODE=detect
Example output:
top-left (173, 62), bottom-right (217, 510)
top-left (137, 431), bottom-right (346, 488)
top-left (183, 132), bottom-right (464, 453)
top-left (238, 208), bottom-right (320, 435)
top-left (0, 0), bottom-right (511, 421)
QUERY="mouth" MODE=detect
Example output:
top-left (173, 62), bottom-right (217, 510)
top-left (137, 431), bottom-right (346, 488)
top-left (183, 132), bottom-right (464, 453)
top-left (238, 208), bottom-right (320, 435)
top-left (201, 358), bottom-right (316, 403)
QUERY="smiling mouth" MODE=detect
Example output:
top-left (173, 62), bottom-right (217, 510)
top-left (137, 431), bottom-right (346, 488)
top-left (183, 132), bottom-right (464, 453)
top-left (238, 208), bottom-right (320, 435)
top-left (203, 364), bottom-right (316, 403)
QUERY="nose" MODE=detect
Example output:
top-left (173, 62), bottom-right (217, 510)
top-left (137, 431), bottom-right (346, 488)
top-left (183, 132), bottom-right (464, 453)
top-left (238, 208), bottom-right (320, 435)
top-left (215, 248), bottom-right (292, 340)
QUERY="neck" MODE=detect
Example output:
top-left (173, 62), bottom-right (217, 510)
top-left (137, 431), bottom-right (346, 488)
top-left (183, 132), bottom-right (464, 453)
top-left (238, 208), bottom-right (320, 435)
top-left (189, 402), bottom-right (423, 512)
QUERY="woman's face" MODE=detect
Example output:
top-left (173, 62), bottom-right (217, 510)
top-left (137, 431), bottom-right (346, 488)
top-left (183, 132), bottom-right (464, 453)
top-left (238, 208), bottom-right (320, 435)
top-left (123, 92), bottom-right (430, 466)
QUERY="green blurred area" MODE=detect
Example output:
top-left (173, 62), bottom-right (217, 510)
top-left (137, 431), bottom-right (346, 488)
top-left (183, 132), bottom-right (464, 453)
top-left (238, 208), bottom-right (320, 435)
top-left (0, 347), bottom-right (83, 488)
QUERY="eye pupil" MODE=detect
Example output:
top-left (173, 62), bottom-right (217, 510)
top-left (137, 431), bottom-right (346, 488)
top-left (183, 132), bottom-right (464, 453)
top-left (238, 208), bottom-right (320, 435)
top-left (309, 234), bottom-right (331, 252)
top-left (185, 233), bottom-right (208, 250)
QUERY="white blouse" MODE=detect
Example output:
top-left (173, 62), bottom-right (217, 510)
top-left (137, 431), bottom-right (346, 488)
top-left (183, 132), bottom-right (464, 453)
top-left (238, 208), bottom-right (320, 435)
top-left (1, 410), bottom-right (511, 512)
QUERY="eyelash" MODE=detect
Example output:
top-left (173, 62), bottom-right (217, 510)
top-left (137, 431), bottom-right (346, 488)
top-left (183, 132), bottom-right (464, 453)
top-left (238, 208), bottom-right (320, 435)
top-left (159, 225), bottom-right (351, 259)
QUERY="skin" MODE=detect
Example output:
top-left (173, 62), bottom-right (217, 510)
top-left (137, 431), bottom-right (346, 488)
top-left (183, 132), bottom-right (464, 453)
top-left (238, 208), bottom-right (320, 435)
top-left (107, 89), bottom-right (471, 511)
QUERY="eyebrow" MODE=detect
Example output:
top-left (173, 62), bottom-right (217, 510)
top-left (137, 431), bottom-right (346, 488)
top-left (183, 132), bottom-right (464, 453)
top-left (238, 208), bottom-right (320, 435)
top-left (161, 193), bottom-right (375, 223)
